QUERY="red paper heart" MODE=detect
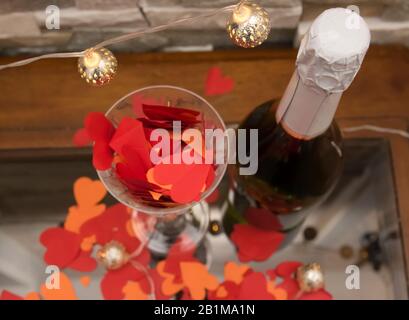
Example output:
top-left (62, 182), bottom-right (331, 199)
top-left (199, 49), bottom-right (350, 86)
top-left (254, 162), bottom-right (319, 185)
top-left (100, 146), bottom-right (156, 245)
top-left (116, 162), bottom-right (147, 187)
top-left (68, 250), bottom-right (97, 272)
top-left (171, 164), bottom-right (210, 204)
top-left (0, 290), bottom-right (23, 300)
top-left (111, 117), bottom-right (145, 141)
top-left (244, 207), bottom-right (283, 231)
top-left (72, 128), bottom-right (92, 147)
top-left (208, 281), bottom-right (240, 300)
top-left (40, 227), bottom-right (81, 268)
top-left (152, 157), bottom-right (211, 204)
top-left (237, 272), bottom-right (274, 300)
top-left (274, 261), bottom-right (303, 278)
top-left (109, 119), bottom-right (151, 170)
top-left (101, 263), bottom-right (149, 300)
top-left (276, 278), bottom-right (300, 300)
top-left (299, 289), bottom-right (332, 300)
top-left (92, 141), bottom-right (114, 170)
top-left (142, 104), bottom-right (200, 124)
top-left (132, 94), bottom-right (162, 117)
top-left (163, 238), bottom-right (197, 282)
top-left (148, 268), bottom-right (170, 300)
top-left (230, 224), bottom-right (284, 262)
top-left (80, 204), bottom-right (142, 253)
top-left (205, 66), bottom-right (234, 96)
top-left (85, 112), bottom-right (115, 143)
top-left (121, 145), bottom-right (152, 175)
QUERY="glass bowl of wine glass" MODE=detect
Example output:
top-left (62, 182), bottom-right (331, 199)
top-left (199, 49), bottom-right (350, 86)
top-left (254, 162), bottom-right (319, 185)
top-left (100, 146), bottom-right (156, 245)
top-left (97, 85), bottom-right (228, 257)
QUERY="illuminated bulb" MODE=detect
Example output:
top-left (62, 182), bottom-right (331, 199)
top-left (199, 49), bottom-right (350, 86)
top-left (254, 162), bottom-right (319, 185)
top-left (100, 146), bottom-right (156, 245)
top-left (78, 47), bottom-right (118, 86)
top-left (227, 1), bottom-right (271, 48)
top-left (296, 263), bottom-right (325, 293)
top-left (97, 241), bottom-right (129, 270)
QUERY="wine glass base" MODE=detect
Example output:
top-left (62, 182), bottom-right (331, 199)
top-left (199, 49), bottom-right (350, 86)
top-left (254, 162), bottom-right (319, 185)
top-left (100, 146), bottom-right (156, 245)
top-left (131, 202), bottom-right (210, 257)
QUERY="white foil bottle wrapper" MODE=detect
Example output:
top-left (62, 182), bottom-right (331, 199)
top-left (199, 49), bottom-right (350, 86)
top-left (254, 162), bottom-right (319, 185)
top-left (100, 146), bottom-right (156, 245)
top-left (276, 7), bottom-right (371, 139)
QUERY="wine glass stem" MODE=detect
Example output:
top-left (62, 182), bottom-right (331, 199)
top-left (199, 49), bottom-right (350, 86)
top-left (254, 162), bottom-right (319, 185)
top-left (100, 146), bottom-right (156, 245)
top-left (155, 212), bottom-right (188, 237)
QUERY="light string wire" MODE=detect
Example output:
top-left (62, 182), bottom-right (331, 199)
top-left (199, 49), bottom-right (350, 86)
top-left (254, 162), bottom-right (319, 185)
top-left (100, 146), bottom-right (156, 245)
top-left (343, 125), bottom-right (409, 139)
top-left (0, 4), bottom-right (236, 72)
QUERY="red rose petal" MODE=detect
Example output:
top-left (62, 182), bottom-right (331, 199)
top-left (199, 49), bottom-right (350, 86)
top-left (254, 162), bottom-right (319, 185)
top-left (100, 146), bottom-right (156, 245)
top-left (275, 261), bottom-right (303, 278)
top-left (72, 128), bottom-right (92, 147)
top-left (244, 207), bottom-right (283, 231)
top-left (40, 227), bottom-right (81, 268)
top-left (85, 112), bottom-right (115, 143)
top-left (230, 224), bottom-right (284, 262)
top-left (92, 141), bottom-right (114, 170)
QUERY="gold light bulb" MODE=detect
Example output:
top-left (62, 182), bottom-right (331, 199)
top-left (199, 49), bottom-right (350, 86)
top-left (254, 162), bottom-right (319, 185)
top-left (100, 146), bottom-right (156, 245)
top-left (232, 4), bottom-right (252, 24)
top-left (227, 1), bottom-right (271, 48)
top-left (296, 263), bottom-right (325, 293)
top-left (83, 50), bottom-right (102, 69)
top-left (78, 47), bottom-right (118, 86)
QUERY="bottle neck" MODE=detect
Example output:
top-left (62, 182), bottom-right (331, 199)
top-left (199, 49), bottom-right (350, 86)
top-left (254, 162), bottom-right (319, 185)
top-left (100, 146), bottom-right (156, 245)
top-left (276, 71), bottom-right (343, 140)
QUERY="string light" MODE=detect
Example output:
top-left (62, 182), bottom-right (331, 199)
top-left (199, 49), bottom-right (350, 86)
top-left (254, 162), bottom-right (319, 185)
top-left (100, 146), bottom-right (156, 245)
top-left (97, 241), bottom-right (129, 270)
top-left (0, 1), bottom-right (272, 86)
top-left (78, 47), bottom-right (118, 86)
top-left (296, 263), bottom-right (325, 293)
top-left (227, 0), bottom-right (271, 48)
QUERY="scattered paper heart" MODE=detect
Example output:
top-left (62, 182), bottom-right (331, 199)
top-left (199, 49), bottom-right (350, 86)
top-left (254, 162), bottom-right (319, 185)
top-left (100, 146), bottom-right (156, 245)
top-left (65, 177), bottom-right (106, 233)
top-left (230, 223), bottom-right (284, 262)
top-left (72, 128), bottom-right (92, 147)
top-left (205, 66), bottom-right (234, 96)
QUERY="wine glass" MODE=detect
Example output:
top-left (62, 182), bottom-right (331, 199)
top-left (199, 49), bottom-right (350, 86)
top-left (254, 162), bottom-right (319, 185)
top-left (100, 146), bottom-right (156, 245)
top-left (97, 85), bottom-right (228, 257)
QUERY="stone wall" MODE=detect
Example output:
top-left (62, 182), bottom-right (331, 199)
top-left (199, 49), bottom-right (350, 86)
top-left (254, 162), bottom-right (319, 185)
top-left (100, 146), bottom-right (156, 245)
top-left (0, 0), bottom-right (408, 54)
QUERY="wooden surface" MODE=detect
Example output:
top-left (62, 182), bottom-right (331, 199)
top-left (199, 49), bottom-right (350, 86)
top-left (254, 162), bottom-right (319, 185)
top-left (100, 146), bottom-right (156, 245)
top-left (0, 45), bottom-right (409, 149)
top-left (1, 45), bottom-right (409, 280)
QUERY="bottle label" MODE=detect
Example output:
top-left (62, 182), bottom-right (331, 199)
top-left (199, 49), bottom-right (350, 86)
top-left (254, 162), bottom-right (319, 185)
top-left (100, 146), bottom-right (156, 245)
top-left (276, 71), bottom-right (342, 140)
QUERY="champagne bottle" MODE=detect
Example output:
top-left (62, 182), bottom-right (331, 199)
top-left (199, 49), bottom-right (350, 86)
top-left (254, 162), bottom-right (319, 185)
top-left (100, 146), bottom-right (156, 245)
top-left (225, 8), bottom-right (371, 235)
